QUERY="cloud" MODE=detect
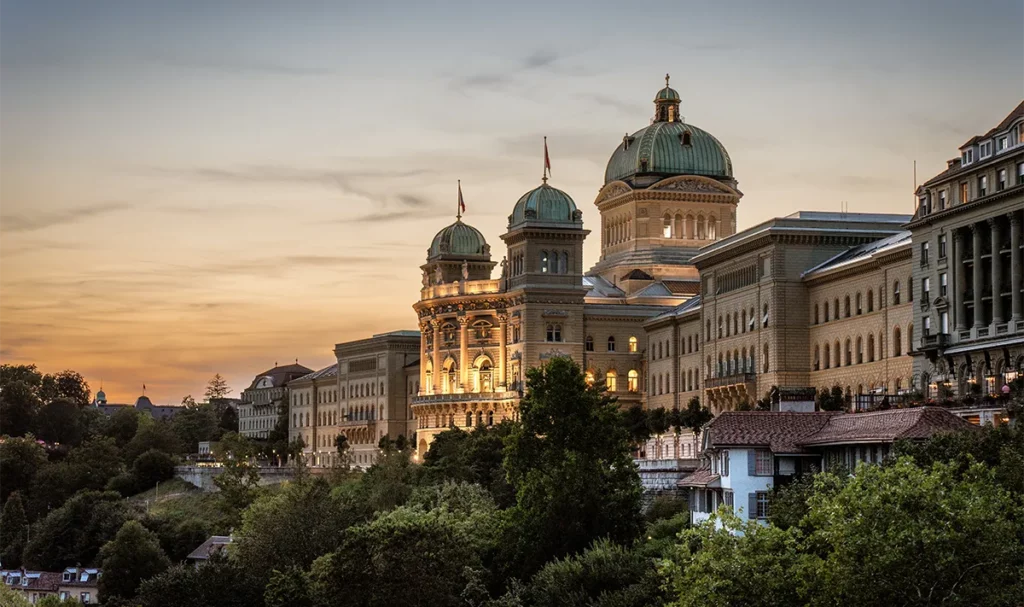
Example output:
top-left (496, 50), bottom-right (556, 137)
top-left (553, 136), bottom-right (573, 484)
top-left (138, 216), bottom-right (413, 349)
top-left (349, 209), bottom-right (451, 224)
top-left (0, 202), bottom-right (133, 233)
top-left (396, 194), bottom-right (429, 207)
top-left (523, 49), bottom-right (559, 70)
top-left (455, 48), bottom-right (565, 91)
top-left (589, 94), bottom-right (638, 115)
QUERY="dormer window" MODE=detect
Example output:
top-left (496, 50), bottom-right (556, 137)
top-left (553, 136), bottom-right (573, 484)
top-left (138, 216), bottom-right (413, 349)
top-left (962, 148), bottom-right (974, 165)
top-left (680, 131), bottom-right (692, 146)
top-left (997, 136), bottom-right (1008, 151)
top-left (979, 141), bottom-right (993, 158)
top-left (63, 572), bottom-right (72, 582)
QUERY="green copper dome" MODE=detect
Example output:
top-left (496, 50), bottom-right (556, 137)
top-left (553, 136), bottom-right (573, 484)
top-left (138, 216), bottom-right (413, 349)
top-left (605, 75), bottom-right (733, 185)
top-left (429, 219), bottom-right (490, 258)
top-left (605, 121), bottom-right (732, 184)
top-left (509, 183), bottom-right (580, 227)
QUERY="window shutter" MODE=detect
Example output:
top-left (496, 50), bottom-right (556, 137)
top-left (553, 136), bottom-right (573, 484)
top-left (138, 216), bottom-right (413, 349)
top-left (748, 449), bottom-right (757, 476)
top-left (747, 493), bottom-right (757, 519)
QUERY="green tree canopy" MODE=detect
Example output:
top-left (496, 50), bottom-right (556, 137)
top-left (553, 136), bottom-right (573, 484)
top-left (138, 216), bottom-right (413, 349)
top-left (124, 418), bottom-right (182, 463)
top-left (39, 370), bottom-right (91, 407)
top-left (0, 380), bottom-right (42, 439)
top-left (34, 399), bottom-right (84, 446)
top-left (0, 436), bottom-right (46, 503)
top-left (421, 423), bottom-right (515, 508)
top-left (23, 490), bottom-right (138, 570)
top-left (0, 492), bottom-right (29, 568)
top-left (98, 520), bottom-right (171, 603)
top-left (103, 407), bottom-right (140, 447)
top-left (204, 374), bottom-right (231, 401)
top-left (132, 449), bottom-right (177, 492)
top-left (501, 357), bottom-right (643, 580)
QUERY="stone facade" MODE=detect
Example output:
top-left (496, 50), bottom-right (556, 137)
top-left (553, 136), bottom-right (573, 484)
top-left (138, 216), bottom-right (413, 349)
top-left (239, 363), bottom-right (311, 439)
top-left (910, 101), bottom-right (1024, 397)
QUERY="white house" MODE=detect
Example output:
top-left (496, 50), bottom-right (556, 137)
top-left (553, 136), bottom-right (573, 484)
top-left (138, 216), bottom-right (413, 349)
top-left (680, 407), bottom-right (975, 525)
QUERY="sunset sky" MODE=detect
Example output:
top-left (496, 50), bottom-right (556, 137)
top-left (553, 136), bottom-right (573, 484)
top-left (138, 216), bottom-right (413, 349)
top-left (2, 0), bottom-right (1022, 404)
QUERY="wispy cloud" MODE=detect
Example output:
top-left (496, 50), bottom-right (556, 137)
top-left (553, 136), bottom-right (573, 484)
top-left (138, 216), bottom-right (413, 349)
top-left (0, 202), bottom-right (133, 233)
top-left (454, 48), bottom-right (566, 91)
top-left (144, 52), bottom-right (333, 77)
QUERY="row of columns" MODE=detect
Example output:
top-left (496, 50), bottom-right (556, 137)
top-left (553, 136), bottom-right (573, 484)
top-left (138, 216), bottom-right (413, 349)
top-left (954, 212), bottom-right (1023, 330)
top-left (419, 314), bottom-right (508, 395)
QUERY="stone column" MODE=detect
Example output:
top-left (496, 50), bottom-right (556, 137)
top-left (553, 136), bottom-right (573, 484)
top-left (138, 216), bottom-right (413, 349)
top-left (419, 322), bottom-right (428, 395)
top-left (498, 314), bottom-right (508, 390)
top-left (954, 229), bottom-right (966, 330)
top-left (990, 218), bottom-right (1004, 324)
top-left (972, 223), bottom-right (984, 329)
top-left (431, 319), bottom-right (442, 394)
top-left (458, 316), bottom-right (470, 392)
top-left (1010, 212), bottom-right (1023, 322)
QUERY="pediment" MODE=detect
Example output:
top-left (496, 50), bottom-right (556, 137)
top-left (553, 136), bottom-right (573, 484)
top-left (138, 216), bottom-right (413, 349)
top-left (649, 176), bottom-right (737, 196)
top-left (595, 181), bottom-right (633, 204)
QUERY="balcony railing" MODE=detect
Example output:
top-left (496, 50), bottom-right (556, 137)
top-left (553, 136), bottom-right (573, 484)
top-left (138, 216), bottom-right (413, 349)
top-left (920, 333), bottom-right (950, 349)
top-left (412, 391), bottom-right (519, 405)
top-left (705, 372), bottom-right (756, 389)
top-left (420, 279), bottom-right (502, 300)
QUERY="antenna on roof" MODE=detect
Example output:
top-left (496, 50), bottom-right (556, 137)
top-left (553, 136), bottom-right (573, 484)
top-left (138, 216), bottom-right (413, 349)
top-left (913, 160), bottom-right (918, 212)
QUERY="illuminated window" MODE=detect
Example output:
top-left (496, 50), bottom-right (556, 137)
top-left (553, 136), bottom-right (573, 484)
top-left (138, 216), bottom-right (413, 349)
top-left (605, 371), bottom-right (618, 392)
top-left (585, 370), bottom-right (595, 385)
top-left (628, 336), bottom-right (638, 353)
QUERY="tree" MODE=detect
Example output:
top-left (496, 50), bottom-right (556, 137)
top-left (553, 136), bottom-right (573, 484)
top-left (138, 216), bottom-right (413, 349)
top-left (0, 583), bottom-right (31, 606)
top-left (23, 490), bottom-right (138, 570)
top-left (169, 404), bottom-right (219, 453)
top-left (31, 437), bottom-right (124, 514)
top-left (218, 405), bottom-right (238, 434)
top-left (0, 492), bottom-right (28, 568)
top-left (124, 418), bottom-right (181, 463)
top-left (679, 396), bottom-right (713, 436)
top-left (801, 458), bottom-right (1024, 606)
top-left (180, 394), bottom-right (198, 409)
top-left (0, 380), bottom-right (42, 438)
top-left (132, 449), bottom-right (177, 491)
top-left (264, 568), bottom-right (312, 607)
top-left (98, 520), bottom-right (171, 603)
top-left (204, 374), bottom-right (231, 401)
top-left (816, 385), bottom-right (847, 412)
top-left (39, 370), bottom-right (91, 407)
top-left (104, 407), bottom-right (140, 447)
top-left (0, 364), bottom-right (44, 392)
top-left (135, 557), bottom-right (264, 607)
top-left (893, 424), bottom-right (1023, 493)
top-left (501, 357), bottom-right (643, 580)
top-left (212, 432), bottom-right (261, 516)
top-left (621, 405), bottom-right (651, 445)
top-left (0, 436), bottom-right (46, 503)
top-left (525, 538), bottom-right (667, 607)
top-left (34, 398), bottom-right (84, 446)
top-left (661, 510), bottom-right (807, 607)
top-left (422, 424), bottom-right (515, 508)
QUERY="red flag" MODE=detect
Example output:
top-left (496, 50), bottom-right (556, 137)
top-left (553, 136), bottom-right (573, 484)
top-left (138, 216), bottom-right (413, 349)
top-left (544, 137), bottom-right (551, 178)
top-left (458, 181), bottom-right (466, 216)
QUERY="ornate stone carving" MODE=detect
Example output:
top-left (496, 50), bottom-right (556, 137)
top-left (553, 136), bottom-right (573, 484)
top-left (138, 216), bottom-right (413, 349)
top-left (596, 183), bottom-right (632, 203)
top-left (651, 178), bottom-right (726, 193)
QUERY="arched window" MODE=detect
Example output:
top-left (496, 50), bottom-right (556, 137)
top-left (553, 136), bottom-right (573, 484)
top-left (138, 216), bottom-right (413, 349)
top-left (628, 336), bottom-right (638, 353)
top-left (686, 214), bottom-right (696, 239)
top-left (718, 316), bottom-right (723, 338)
top-left (844, 296), bottom-right (851, 318)
top-left (606, 371), bottom-right (618, 392)
top-left (867, 334), bottom-right (875, 362)
top-left (627, 370), bottom-right (639, 392)
top-left (465, 412), bottom-right (472, 427)
top-left (380, 382), bottom-right (385, 395)
top-left (607, 336), bottom-right (616, 352)
top-left (663, 214), bottom-right (673, 238)
top-left (824, 301), bottom-right (830, 322)
top-left (893, 281), bottom-right (901, 305)
top-left (561, 251), bottom-right (569, 274)
top-left (585, 335), bottom-right (594, 351)
top-left (697, 215), bottom-right (706, 239)
top-left (762, 304), bottom-right (769, 328)
top-left (855, 293), bottom-right (862, 315)
top-left (657, 374), bottom-right (663, 395)
top-left (833, 298), bottom-right (840, 319)
top-left (708, 216), bottom-right (718, 239)
top-left (844, 339), bottom-right (852, 366)
top-left (487, 411), bottom-right (494, 425)
top-left (834, 341), bottom-right (841, 367)
top-left (856, 336), bottom-right (863, 364)
top-left (907, 323), bottom-right (913, 353)
top-left (814, 345), bottom-right (821, 370)
top-left (657, 342), bottom-right (663, 359)
top-left (814, 304), bottom-right (819, 325)
top-left (706, 320), bottom-right (711, 341)
top-left (878, 331), bottom-right (885, 359)
top-left (725, 313), bottom-right (731, 336)
top-left (546, 324), bottom-right (562, 342)
top-left (674, 214), bottom-right (683, 239)
top-left (893, 327), bottom-right (902, 356)
top-left (541, 251), bottom-right (549, 273)
top-left (867, 289), bottom-right (874, 312)
top-left (733, 314), bottom-right (738, 335)
top-left (762, 343), bottom-right (770, 373)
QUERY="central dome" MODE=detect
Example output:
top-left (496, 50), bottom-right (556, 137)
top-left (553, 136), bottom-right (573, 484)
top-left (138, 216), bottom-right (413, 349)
top-left (428, 219), bottom-right (490, 259)
top-left (604, 75), bottom-right (733, 185)
top-left (509, 183), bottom-right (579, 228)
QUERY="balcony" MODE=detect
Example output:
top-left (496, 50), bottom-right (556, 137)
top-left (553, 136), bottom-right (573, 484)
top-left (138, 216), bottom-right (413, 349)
top-left (412, 391), bottom-right (520, 406)
top-left (920, 334), bottom-right (950, 350)
top-left (705, 372), bottom-right (756, 389)
top-left (420, 279), bottom-right (502, 300)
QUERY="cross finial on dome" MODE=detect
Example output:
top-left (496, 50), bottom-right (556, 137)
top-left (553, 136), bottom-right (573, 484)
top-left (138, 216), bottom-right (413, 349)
top-left (665, 73), bottom-right (670, 87)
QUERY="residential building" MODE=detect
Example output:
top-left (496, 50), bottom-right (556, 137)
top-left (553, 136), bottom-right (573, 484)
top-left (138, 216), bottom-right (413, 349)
top-left (680, 408), bottom-right (974, 524)
top-left (238, 363), bottom-right (312, 439)
top-left (58, 567), bottom-right (101, 605)
top-left (186, 535), bottom-right (234, 566)
top-left (1, 567), bottom-right (101, 605)
top-left (910, 101), bottom-right (1024, 398)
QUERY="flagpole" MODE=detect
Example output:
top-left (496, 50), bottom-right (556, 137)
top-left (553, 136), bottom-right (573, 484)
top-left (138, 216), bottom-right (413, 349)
top-left (542, 137), bottom-right (548, 184)
top-left (457, 180), bottom-right (462, 220)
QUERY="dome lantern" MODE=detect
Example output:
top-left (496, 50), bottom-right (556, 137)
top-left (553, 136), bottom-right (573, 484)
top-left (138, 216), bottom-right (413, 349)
top-left (654, 73), bottom-right (681, 123)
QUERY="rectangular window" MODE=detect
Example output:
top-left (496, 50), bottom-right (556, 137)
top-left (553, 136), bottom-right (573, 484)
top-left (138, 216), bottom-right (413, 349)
top-left (997, 136), bottom-right (1008, 151)
top-left (723, 451), bottom-right (730, 477)
top-left (922, 277), bottom-right (930, 301)
top-left (939, 272), bottom-right (947, 297)
top-left (962, 149), bottom-right (973, 164)
top-left (1019, 163), bottom-right (1024, 185)
top-left (979, 141), bottom-right (992, 158)
top-left (756, 492), bottom-right (770, 519)
top-left (923, 316), bottom-right (931, 336)
top-left (938, 233), bottom-right (947, 258)
top-left (940, 311), bottom-right (949, 334)
top-left (998, 169), bottom-right (1007, 191)
top-left (960, 182), bottom-right (969, 203)
top-left (938, 190), bottom-right (946, 209)
top-left (755, 449), bottom-right (772, 475)
top-left (920, 242), bottom-right (929, 265)
top-left (724, 490), bottom-right (734, 509)
top-left (978, 175), bottom-right (988, 197)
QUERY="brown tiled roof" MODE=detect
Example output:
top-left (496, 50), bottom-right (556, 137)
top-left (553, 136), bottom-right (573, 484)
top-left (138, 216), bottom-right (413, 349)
top-left (11, 571), bottom-right (62, 593)
top-left (678, 465), bottom-right (720, 487)
top-left (661, 280), bottom-right (700, 295)
top-left (621, 269), bottom-right (653, 280)
top-left (799, 407), bottom-right (975, 446)
top-left (704, 411), bottom-right (839, 453)
top-left (959, 99), bottom-right (1024, 148)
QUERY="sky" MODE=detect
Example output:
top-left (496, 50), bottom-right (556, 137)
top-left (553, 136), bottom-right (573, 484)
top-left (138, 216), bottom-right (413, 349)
top-left (2, 0), bottom-right (1022, 404)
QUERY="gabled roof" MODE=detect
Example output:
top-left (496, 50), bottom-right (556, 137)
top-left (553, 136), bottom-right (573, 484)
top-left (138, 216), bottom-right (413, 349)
top-left (802, 231), bottom-right (911, 279)
top-left (661, 280), bottom-right (700, 295)
top-left (633, 282), bottom-right (672, 297)
top-left (705, 411), bottom-right (839, 453)
top-left (582, 275), bottom-right (625, 298)
top-left (293, 363), bottom-right (339, 383)
top-left (678, 465), bottom-right (721, 488)
top-left (621, 269), bottom-right (654, 280)
top-left (186, 535), bottom-right (233, 561)
top-left (799, 407), bottom-right (975, 446)
top-left (959, 99), bottom-right (1024, 148)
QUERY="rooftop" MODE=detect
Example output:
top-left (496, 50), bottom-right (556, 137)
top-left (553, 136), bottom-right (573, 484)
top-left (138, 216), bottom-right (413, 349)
top-left (802, 230), bottom-right (912, 278)
top-left (186, 535), bottom-right (234, 561)
top-left (800, 407), bottom-right (975, 446)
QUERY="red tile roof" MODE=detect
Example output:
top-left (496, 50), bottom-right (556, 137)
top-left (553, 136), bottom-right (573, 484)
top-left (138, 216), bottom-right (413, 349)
top-left (798, 407), bottom-right (975, 446)
top-left (678, 465), bottom-right (720, 487)
top-left (704, 411), bottom-right (839, 453)
top-left (661, 280), bottom-right (700, 295)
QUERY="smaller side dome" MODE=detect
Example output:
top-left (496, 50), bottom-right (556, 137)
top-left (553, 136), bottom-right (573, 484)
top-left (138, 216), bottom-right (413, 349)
top-left (428, 219), bottom-right (490, 259)
top-left (509, 183), bottom-right (580, 228)
top-left (655, 73), bottom-right (680, 101)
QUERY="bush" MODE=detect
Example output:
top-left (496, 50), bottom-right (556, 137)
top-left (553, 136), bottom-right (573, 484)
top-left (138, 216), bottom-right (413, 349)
top-left (132, 449), bottom-right (176, 492)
